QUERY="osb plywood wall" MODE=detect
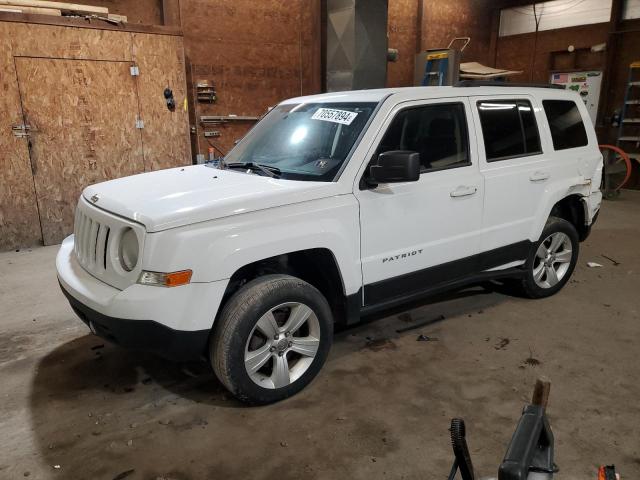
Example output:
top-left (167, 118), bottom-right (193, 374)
top-left (0, 22), bottom-right (41, 250)
top-left (0, 21), bottom-right (190, 250)
top-left (15, 57), bottom-right (146, 246)
top-left (181, 0), bottom-right (321, 156)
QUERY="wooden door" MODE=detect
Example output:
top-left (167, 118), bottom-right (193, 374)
top-left (15, 57), bottom-right (145, 245)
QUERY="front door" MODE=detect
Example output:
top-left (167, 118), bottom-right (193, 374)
top-left (356, 97), bottom-right (484, 306)
top-left (15, 57), bottom-right (145, 245)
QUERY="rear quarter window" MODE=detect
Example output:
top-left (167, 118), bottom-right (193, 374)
top-left (542, 100), bottom-right (588, 150)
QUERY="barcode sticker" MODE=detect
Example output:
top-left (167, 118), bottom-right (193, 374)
top-left (311, 108), bottom-right (358, 125)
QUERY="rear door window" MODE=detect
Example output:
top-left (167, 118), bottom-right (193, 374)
top-left (477, 99), bottom-right (542, 162)
top-left (542, 100), bottom-right (588, 150)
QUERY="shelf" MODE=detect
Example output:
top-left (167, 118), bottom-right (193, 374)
top-left (200, 115), bottom-right (260, 124)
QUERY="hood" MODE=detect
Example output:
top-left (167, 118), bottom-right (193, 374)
top-left (83, 165), bottom-right (339, 232)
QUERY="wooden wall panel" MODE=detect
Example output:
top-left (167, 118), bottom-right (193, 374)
top-left (133, 33), bottom-right (191, 171)
top-left (0, 22), bottom-right (41, 250)
top-left (8, 22), bottom-right (132, 60)
top-left (0, 20), bottom-right (190, 249)
top-left (15, 57), bottom-right (145, 245)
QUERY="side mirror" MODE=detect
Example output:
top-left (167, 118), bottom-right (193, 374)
top-left (369, 150), bottom-right (421, 184)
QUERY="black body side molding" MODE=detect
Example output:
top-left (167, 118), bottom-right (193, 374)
top-left (363, 241), bottom-right (531, 308)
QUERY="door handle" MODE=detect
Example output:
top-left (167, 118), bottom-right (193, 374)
top-left (529, 171), bottom-right (550, 182)
top-left (450, 185), bottom-right (478, 198)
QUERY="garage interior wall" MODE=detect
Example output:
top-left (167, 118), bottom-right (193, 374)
top-left (494, 0), bottom-right (640, 185)
top-left (181, 0), bottom-right (322, 156)
top-left (16, 0), bottom-right (526, 157)
top-left (0, 18), bottom-right (190, 251)
top-left (1, 0), bottom-right (639, 252)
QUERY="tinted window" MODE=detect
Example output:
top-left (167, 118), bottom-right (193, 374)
top-left (542, 100), bottom-right (588, 150)
top-left (376, 103), bottom-right (469, 172)
top-left (477, 100), bottom-right (542, 161)
top-left (520, 102), bottom-right (542, 154)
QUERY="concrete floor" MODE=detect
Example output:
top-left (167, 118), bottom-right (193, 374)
top-left (1, 193), bottom-right (639, 480)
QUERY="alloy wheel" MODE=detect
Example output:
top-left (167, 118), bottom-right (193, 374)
top-left (532, 232), bottom-right (573, 289)
top-left (244, 302), bottom-right (320, 389)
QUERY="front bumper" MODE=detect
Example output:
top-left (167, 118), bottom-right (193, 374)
top-left (56, 235), bottom-right (228, 361)
top-left (60, 284), bottom-right (210, 361)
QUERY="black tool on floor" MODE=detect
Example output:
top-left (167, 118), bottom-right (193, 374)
top-left (447, 377), bottom-right (556, 480)
top-left (447, 417), bottom-right (475, 480)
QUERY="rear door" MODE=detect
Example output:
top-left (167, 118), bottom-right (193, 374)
top-left (471, 95), bottom-right (554, 259)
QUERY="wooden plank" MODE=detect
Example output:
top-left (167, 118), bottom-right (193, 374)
top-left (0, 5), bottom-right (61, 15)
top-left (0, 22), bottom-right (42, 250)
top-left (531, 377), bottom-right (551, 408)
top-left (0, 0), bottom-right (108, 15)
top-left (0, 12), bottom-right (183, 35)
top-left (107, 13), bottom-right (126, 22)
top-left (132, 32), bottom-right (191, 171)
top-left (14, 57), bottom-right (146, 245)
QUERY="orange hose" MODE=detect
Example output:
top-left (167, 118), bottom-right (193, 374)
top-left (599, 144), bottom-right (633, 191)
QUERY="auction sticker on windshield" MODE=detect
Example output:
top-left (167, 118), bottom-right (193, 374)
top-left (311, 108), bottom-right (358, 125)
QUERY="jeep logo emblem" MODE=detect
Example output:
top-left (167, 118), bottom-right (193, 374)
top-left (382, 249), bottom-right (423, 263)
top-left (90, 194), bottom-right (99, 203)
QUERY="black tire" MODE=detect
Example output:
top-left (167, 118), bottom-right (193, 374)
top-left (520, 216), bottom-right (579, 299)
top-left (211, 274), bottom-right (333, 405)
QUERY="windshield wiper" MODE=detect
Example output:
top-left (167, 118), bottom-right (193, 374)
top-left (225, 162), bottom-right (281, 178)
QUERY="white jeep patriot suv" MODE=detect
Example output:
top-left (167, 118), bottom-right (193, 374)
top-left (57, 85), bottom-right (602, 404)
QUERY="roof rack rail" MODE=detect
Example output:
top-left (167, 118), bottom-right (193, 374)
top-left (455, 80), bottom-right (564, 90)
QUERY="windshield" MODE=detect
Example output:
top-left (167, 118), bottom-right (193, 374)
top-left (223, 102), bottom-right (378, 181)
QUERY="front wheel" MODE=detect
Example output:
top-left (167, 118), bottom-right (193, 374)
top-left (520, 217), bottom-right (579, 299)
top-left (211, 274), bottom-right (333, 405)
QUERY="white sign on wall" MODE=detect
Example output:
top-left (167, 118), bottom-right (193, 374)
top-left (550, 71), bottom-right (603, 125)
top-left (500, 0), bottom-right (612, 37)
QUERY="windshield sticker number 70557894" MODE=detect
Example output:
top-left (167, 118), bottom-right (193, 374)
top-left (311, 108), bottom-right (358, 125)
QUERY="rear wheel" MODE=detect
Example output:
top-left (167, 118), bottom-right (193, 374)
top-left (211, 274), bottom-right (333, 404)
top-left (520, 217), bottom-right (579, 298)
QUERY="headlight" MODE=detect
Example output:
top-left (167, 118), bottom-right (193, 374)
top-left (119, 228), bottom-right (139, 272)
